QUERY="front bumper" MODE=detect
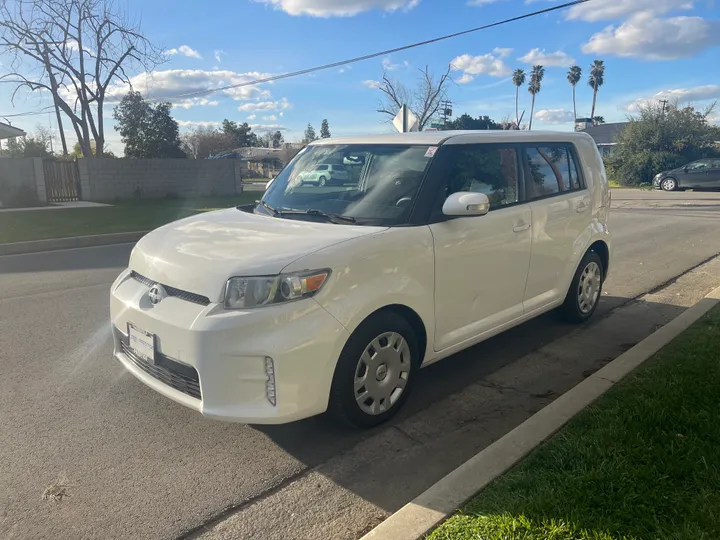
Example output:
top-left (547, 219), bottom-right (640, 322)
top-left (110, 269), bottom-right (350, 424)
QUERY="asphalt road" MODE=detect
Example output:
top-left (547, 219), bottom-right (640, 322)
top-left (1, 189), bottom-right (720, 540)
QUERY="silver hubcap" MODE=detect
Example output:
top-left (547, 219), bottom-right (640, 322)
top-left (662, 179), bottom-right (675, 190)
top-left (354, 332), bottom-right (411, 416)
top-left (578, 261), bottom-right (602, 314)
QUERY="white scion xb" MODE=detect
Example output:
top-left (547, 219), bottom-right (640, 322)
top-left (110, 131), bottom-right (612, 428)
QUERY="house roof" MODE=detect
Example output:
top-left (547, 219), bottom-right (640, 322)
top-left (0, 121), bottom-right (25, 140)
top-left (581, 122), bottom-right (628, 145)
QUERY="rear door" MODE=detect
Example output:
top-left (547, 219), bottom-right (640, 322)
top-left (522, 144), bottom-right (592, 312)
top-left (708, 159), bottom-right (720, 187)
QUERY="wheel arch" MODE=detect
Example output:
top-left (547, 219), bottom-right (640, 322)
top-left (588, 239), bottom-right (610, 275)
top-left (351, 304), bottom-right (428, 368)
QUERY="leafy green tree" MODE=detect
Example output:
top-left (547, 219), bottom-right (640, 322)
top-left (320, 119), bottom-right (331, 138)
top-left (222, 120), bottom-right (260, 147)
top-left (589, 60), bottom-right (605, 121)
top-left (69, 141), bottom-right (115, 158)
top-left (3, 133), bottom-right (51, 157)
top-left (443, 114), bottom-right (502, 131)
top-left (512, 69), bottom-right (526, 126)
top-left (113, 91), bottom-right (185, 158)
top-left (527, 65), bottom-right (545, 131)
top-left (567, 65), bottom-right (582, 123)
top-left (303, 123), bottom-right (317, 144)
top-left (608, 103), bottom-right (720, 186)
top-left (593, 116), bottom-right (605, 125)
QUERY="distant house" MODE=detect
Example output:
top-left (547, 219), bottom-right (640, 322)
top-left (208, 143), bottom-right (304, 178)
top-left (575, 118), bottom-right (628, 158)
top-left (0, 122), bottom-right (26, 152)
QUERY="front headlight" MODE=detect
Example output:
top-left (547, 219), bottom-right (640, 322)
top-left (224, 270), bottom-right (330, 310)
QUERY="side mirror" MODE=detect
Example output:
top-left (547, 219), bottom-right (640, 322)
top-left (442, 191), bottom-right (490, 217)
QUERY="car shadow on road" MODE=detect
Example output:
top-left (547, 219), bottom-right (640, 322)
top-left (253, 294), bottom-right (687, 516)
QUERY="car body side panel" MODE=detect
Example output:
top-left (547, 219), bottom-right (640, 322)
top-left (281, 226), bottom-right (437, 365)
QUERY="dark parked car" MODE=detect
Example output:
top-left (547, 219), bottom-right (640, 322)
top-left (654, 158), bottom-right (720, 191)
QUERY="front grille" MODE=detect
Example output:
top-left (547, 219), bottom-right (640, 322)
top-left (131, 271), bottom-right (210, 306)
top-left (119, 336), bottom-right (201, 400)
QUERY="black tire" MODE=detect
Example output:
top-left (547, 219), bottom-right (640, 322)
top-left (661, 177), bottom-right (678, 191)
top-left (328, 312), bottom-right (418, 428)
top-left (318, 176), bottom-right (327, 187)
top-left (557, 251), bottom-right (604, 324)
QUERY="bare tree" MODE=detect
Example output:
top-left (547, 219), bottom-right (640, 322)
top-left (376, 65), bottom-right (452, 131)
top-left (181, 126), bottom-right (234, 159)
top-left (0, 0), bottom-right (164, 157)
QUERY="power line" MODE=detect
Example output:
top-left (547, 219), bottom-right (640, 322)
top-left (1, 106), bottom-right (55, 118)
top-left (1, 0), bottom-right (591, 115)
top-left (146, 0), bottom-right (590, 103)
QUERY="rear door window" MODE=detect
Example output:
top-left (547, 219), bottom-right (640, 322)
top-left (523, 144), bottom-right (583, 201)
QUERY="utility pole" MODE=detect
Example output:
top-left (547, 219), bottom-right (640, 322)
top-left (659, 99), bottom-right (668, 114)
top-left (440, 100), bottom-right (453, 127)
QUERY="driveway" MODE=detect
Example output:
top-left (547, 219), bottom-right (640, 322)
top-left (1, 189), bottom-right (720, 540)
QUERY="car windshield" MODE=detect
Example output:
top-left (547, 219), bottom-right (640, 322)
top-left (258, 144), bottom-right (435, 225)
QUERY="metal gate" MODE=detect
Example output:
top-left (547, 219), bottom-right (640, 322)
top-left (43, 160), bottom-right (81, 202)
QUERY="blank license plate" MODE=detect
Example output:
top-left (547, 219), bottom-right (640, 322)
top-left (128, 323), bottom-right (155, 364)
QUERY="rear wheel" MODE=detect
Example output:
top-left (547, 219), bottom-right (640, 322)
top-left (328, 312), bottom-right (417, 428)
top-left (661, 177), bottom-right (678, 191)
top-left (557, 251), bottom-right (604, 323)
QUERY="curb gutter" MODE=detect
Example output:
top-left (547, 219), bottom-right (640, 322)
top-left (0, 231), bottom-right (148, 256)
top-left (361, 285), bottom-right (720, 540)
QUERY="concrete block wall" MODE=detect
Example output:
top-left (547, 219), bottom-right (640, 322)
top-left (85, 158), bottom-right (240, 201)
top-left (0, 158), bottom-right (40, 207)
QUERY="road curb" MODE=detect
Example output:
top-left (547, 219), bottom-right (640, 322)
top-left (0, 231), bottom-right (148, 256)
top-left (361, 285), bottom-right (720, 540)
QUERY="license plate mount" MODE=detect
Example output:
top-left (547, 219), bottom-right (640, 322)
top-left (127, 323), bottom-right (156, 364)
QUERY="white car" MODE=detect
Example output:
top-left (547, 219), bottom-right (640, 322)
top-left (298, 163), bottom-right (349, 186)
top-left (111, 131), bottom-right (611, 428)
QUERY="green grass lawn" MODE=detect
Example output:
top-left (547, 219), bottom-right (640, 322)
top-left (0, 193), bottom-right (260, 244)
top-left (430, 305), bottom-right (720, 540)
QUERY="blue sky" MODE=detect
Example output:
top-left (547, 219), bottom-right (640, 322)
top-left (2, 0), bottom-right (719, 153)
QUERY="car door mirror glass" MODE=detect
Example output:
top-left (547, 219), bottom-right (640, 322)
top-left (442, 191), bottom-right (490, 217)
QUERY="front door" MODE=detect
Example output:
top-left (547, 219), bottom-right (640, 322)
top-left (521, 144), bottom-right (592, 311)
top-left (678, 159), bottom-right (712, 188)
top-left (428, 143), bottom-right (532, 351)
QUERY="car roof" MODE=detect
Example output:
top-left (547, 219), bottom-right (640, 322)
top-left (309, 130), bottom-right (595, 146)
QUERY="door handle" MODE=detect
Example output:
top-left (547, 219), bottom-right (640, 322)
top-left (575, 202), bottom-right (589, 213)
top-left (513, 222), bottom-right (531, 233)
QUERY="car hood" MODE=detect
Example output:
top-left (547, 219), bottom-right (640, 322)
top-left (129, 208), bottom-right (385, 301)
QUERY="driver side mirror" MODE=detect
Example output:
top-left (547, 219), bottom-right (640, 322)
top-left (442, 192), bottom-right (490, 217)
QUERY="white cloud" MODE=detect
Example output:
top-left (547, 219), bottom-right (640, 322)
top-left (338, 64), bottom-right (352, 73)
top-left (214, 50), bottom-right (225, 63)
top-left (566, 0), bottom-right (692, 21)
top-left (493, 47), bottom-right (513, 57)
top-left (582, 14), bottom-right (720, 60)
top-left (263, 114), bottom-right (278, 121)
top-left (176, 120), bottom-right (221, 128)
top-left (362, 79), bottom-right (382, 89)
top-left (382, 56), bottom-right (409, 71)
top-left (250, 123), bottom-right (287, 131)
top-left (518, 48), bottom-right (575, 67)
top-left (247, 114), bottom-right (257, 120)
top-left (167, 45), bottom-right (202, 59)
top-left (238, 98), bottom-right (291, 112)
top-left (625, 85), bottom-right (720, 112)
top-left (534, 109), bottom-right (575, 124)
top-left (450, 52), bottom-right (511, 84)
top-left (174, 98), bottom-right (220, 109)
top-left (254, 0), bottom-right (419, 17)
top-left (105, 69), bottom-right (276, 105)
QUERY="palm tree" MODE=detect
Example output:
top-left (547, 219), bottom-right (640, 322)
top-left (567, 65), bottom-right (582, 123)
top-left (527, 65), bottom-right (545, 131)
top-left (512, 69), bottom-right (526, 126)
top-left (588, 60), bottom-right (605, 122)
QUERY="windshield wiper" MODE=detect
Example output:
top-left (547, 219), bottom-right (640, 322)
top-left (278, 208), bottom-right (356, 224)
top-left (259, 200), bottom-right (280, 217)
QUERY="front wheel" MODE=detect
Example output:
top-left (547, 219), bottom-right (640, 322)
top-left (328, 312), bottom-right (418, 428)
top-left (661, 177), bottom-right (678, 191)
top-left (318, 176), bottom-right (327, 187)
top-left (557, 251), bottom-right (604, 323)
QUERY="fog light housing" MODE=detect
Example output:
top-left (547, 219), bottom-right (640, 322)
top-left (265, 357), bottom-right (277, 406)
